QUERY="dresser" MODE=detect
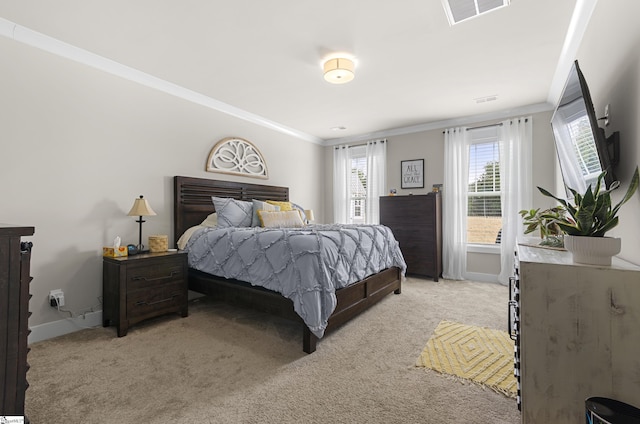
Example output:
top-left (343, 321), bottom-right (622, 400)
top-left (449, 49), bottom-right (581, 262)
top-left (379, 193), bottom-right (442, 281)
top-left (0, 224), bottom-right (34, 422)
top-left (512, 244), bottom-right (640, 423)
top-left (103, 251), bottom-right (188, 336)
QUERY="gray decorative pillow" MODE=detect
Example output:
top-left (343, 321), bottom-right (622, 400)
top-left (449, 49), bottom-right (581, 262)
top-left (251, 199), bottom-right (280, 227)
top-left (211, 196), bottom-right (253, 228)
top-left (292, 202), bottom-right (307, 223)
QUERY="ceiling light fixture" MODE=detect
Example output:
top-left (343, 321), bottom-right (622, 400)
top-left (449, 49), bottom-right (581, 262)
top-left (323, 58), bottom-right (355, 84)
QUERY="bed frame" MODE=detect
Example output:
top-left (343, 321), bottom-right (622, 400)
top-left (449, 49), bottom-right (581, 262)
top-left (173, 176), bottom-right (401, 353)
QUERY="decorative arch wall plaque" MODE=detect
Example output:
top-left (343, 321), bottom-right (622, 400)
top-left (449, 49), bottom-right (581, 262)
top-left (206, 137), bottom-right (268, 179)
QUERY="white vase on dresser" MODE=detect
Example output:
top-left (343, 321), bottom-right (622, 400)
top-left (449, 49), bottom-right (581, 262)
top-left (513, 244), bottom-right (640, 423)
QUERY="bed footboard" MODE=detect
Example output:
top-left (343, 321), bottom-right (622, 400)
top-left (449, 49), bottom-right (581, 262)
top-left (303, 266), bottom-right (402, 353)
top-left (189, 267), bottom-right (401, 354)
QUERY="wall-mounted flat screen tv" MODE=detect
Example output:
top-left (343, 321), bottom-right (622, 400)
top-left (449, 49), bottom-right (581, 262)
top-left (551, 60), bottom-right (618, 196)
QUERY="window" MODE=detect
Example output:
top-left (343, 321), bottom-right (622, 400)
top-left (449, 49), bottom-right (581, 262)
top-left (334, 140), bottom-right (386, 225)
top-left (568, 114), bottom-right (602, 187)
top-left (553, 98), bottom-right (603, 191)
top-left (349, 146), bottom-right (367, 224)
top-left (467, 128), bottom-right (502, 244)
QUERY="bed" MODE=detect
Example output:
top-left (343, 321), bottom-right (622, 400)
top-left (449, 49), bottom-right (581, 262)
top-left (173, 176), bottom-right (404, 353)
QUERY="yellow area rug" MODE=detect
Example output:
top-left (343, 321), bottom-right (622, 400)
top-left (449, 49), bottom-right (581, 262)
top-left (416, 320), bottom-right (517, 398)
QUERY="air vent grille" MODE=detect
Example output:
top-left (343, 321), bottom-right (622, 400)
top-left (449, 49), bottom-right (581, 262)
top-left (442, 0), bottom-right (510, 25)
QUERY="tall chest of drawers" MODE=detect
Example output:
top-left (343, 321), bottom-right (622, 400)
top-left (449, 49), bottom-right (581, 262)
top-left (0, 224), bottom-right (35, 422)
top-left (380, 193), bottom-right (442, 281)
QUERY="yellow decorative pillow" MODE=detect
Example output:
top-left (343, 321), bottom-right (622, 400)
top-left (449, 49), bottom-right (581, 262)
top-left (252, 200), bottom-right (279, 226)
top-left (258, 210), bottom-right (304, 228)
top-left (266, 200), bottom-right (293, 211)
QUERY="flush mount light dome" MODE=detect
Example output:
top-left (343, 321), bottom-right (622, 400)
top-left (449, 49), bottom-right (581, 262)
top-left (323, 58), bottom-right (355, 84)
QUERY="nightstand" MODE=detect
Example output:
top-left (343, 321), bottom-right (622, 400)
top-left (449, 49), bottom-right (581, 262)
top-left (102, 251), bottom-right (188, 336)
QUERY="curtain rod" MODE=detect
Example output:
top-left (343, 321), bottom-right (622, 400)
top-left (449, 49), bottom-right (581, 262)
top-left (466, 122), bottom-right (503, 131)
top-left (442, 123), bottom-right (501, 134)
top-left (468, 117), bottom-right (528, 130)
top-left (442, 118), bottom-right (528, 134)
top-left (334, 139), bottom-right (386, 149)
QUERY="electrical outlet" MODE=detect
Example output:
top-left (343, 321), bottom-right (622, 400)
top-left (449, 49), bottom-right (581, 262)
top-left (49, 289), bottom-right (65, 307)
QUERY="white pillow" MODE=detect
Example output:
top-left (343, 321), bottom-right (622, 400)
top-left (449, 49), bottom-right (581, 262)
top-left (177, 225), bottom-right (205, 250)
top-left (177, 213), bottom-right (218, 250)
top-left (257, 210), bottom-right (305, 228)
top-left (200, 212), bottom-right (218, 227)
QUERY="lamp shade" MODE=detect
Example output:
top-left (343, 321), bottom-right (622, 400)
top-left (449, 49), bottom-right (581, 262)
top-left (304, 209), bottom-right (315, 222)
top-left (323, 58), bottom-right (355, 84)
top-left (127, 195), bottom-right (156, 217)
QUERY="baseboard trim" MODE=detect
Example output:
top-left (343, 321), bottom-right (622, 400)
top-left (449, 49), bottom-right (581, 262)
top-left (28, 275), bottom-right (501, 342)
top-left (29, 291), bottom-right (204, 344)
top-left (29, 310), bottom-right (103, 344)
top-left (464, 272), bottom-right (499, 284)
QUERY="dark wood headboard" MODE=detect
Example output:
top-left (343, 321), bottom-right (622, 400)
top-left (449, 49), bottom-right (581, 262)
top-left (173, 176), bottom-right (289, 245)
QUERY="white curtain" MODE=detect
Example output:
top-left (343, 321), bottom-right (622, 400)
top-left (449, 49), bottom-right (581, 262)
top-left (365, 140), bottom-right (386, 224)
top-left (442, 127), bottom-right (469, 280)
top-left (333, 140), bottom-right (387, 224)
top-left (498, 117), bottom-right (533, 285)
top-left (333, 145), bottom-right (350, 224)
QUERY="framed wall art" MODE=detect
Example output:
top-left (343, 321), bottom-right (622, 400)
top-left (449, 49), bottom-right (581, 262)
top-left (206, 137), bottom-right (268, 179)
top-left (401, 159), bottom-right (424, 189)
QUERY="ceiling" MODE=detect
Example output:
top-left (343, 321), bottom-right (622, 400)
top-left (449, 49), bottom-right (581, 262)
top-left (0, 0), bottom-right (582, 144)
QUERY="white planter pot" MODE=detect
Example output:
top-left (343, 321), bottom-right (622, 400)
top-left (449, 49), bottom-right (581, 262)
top-left (564, 235), bottom-right (621, 266)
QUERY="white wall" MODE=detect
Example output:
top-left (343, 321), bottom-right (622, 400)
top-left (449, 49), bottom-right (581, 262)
top-left (0, 36), bottom-right (325, 335)
top-left (574, 0), bottom-right (640, 265)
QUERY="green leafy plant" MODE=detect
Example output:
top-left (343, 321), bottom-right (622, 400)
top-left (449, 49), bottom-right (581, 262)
top-left (537, 166), bottom-right (639, 237)
top-left (518, 206), bottom-right (567, 247)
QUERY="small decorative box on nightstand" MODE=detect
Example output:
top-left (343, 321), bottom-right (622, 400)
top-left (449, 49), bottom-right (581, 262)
top-left (102, 250), bottom-right (188, 336)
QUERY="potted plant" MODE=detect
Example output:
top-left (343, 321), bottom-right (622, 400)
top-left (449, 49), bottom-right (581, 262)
top-left (518, 206), bottom-right (567, 248)
top-left (536, 166), bottom-right (639, 265)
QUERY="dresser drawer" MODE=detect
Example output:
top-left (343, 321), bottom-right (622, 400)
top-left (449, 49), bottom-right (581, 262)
top-left (126, 256), bottom-right (185, 291)
top-left (127, 281), bottom-right (186, 322)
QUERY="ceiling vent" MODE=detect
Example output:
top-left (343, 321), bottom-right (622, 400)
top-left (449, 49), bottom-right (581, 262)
top-left (442, 0), bottom-right (510, 25)
top-left (474, 95), bottom-right (498, 104)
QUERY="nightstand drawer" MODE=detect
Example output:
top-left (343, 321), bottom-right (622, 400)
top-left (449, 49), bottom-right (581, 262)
top-left (127, 281), bottom-right (185, 321)
top-left (126, 257), bottom-right (185, 291)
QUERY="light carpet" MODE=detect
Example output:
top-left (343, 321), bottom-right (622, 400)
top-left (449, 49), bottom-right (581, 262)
top-left (416, 320), bottom-right (517, 397)
top-left (25, 278), bottom-right (521, 424)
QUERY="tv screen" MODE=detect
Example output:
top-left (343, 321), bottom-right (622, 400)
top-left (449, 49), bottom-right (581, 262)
top-left (551, 60), bottom-right (616, 196)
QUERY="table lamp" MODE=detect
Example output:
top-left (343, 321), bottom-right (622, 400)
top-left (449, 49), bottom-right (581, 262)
top-left (304, 209), bottom-right (315, 224)
top-left (127, 195), bottom-right (156, 253)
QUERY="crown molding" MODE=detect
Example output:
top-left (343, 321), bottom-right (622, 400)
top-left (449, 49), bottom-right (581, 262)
top-left (0, 18), bottom-right (324, 145)
top-left (323, 102), bottom-right (553, 146)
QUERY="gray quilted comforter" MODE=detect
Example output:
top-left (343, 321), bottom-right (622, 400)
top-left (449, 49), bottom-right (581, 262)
top-left (184, 224), bottom-right (406, 338)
